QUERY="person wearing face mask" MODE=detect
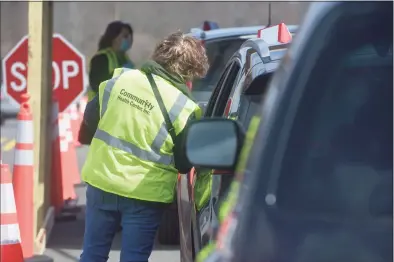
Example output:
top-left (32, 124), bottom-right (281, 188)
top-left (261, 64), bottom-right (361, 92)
top-left (87, 21), bottom-right (135, 102)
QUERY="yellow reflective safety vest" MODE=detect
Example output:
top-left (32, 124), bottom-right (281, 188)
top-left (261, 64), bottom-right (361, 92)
top-left (194, 169), bottom-right (213, 211)
top-left (87, 48), bottom-right (133, 101)
top-left (218, 115), bottom-right (261, 221)
top-left (196, 115), bottom-right (261, 262)
top-left (81, 68), bottom-right (201, 203)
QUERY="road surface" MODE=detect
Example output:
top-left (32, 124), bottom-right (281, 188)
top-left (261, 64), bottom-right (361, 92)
top-left (0, 118), bottom-right (181, 262)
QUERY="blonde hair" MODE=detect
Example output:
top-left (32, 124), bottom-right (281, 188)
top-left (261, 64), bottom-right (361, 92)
top-left (152, 31), bottom-right (209, 81)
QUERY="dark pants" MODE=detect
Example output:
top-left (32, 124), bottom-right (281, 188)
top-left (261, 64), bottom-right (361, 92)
top-left (80, 184), bottom-right (167, 262)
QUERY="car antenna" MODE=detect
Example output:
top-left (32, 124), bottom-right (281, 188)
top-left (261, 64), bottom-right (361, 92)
top-left (267, 2), bottom-right (272, 27)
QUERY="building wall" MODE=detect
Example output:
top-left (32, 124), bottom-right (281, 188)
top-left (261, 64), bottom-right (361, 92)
top-left (1, 2), bottom-right (311, 65)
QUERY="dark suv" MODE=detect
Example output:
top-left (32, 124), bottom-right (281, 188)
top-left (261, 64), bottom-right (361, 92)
top-left (184, 2), bottom-right (393, 262)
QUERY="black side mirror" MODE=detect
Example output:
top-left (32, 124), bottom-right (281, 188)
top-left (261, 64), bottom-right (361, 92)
top-left (197, 102), bottom-right (208, 115)
top-left (184, 118), bottom-right (245, 170)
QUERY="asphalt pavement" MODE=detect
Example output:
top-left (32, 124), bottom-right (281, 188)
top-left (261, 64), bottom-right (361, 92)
top-left (0, 117), bottom-right (181, 262)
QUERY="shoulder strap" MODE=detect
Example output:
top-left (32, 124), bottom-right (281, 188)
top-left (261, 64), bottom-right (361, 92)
top-left (146, 73), bottom-right (177, 144)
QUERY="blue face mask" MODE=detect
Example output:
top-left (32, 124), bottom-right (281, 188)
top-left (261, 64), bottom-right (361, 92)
top-left (120, 38), bottom-right (131, 52)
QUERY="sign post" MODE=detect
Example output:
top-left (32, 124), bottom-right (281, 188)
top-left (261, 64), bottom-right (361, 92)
top-left (2, 34), bottom-right (87, 112)
top-left (27, 1), bottom-right (53, 258)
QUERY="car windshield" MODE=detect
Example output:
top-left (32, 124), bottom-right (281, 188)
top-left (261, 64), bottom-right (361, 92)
top-left (192, 38), bottom-right (247, 102)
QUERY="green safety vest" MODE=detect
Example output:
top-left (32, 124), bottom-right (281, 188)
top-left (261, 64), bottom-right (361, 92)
top-left (194, 169), bottom-right (213, 211)
top-left (196, 115), bottom-right (261, 262)
top-left (87, 48), bottom-right (134, 101)
top-left (81, 68), bottom-right (201, 203)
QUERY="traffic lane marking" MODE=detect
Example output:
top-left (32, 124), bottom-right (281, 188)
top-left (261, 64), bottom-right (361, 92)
top-left (1, 137), bottom-right (16, 152)
top-left (4, 139), bottom-right (16, 151)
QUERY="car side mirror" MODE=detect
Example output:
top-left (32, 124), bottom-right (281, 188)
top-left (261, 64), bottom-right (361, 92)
top-left (197, 102), bottom-right (208, 115)
top-left (185, 118), bottom-right (245, 170)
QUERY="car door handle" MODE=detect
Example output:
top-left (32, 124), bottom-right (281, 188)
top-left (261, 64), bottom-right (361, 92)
top-left (212, 169), bottom-right (233, 175)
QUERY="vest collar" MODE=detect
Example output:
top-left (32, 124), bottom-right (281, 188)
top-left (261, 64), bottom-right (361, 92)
top-left (140, 60), bottom-right (194, 101)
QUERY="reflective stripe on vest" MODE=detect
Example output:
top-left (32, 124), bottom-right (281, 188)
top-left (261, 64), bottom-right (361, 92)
top-left (94, 69), bottom-right (189, 166)
top-left (106, 49), bottom-right (118, 73)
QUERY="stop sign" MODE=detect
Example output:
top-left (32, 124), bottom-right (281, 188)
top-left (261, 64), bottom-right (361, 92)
top-left (2, 34), bottom-right (87, 112)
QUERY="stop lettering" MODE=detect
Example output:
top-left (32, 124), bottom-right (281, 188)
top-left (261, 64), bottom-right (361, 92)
top-left (2, 34), bottom-right (87, 112)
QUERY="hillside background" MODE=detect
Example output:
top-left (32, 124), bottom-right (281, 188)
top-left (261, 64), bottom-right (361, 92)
top-left (1, 2), bottom-right (311, 66)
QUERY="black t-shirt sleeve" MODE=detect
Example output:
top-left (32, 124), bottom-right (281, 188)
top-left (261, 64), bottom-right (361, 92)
top-left (78, 94), bottom-right (100, 145)
top-left (89, 54), bottom-right (111, 93)
top-left (84, 94), bottom-right (101, 133)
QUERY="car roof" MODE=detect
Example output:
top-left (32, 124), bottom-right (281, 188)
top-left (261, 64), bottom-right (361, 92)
top-left (242, 38), bottom-right (289, 60)
top-left (229, 27), bottom-right (294, 72)
top-left (187, 25), bottom-right (298, 41)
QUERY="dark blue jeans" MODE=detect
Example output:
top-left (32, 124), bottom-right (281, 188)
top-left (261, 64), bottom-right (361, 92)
top-left (80, 184), bottom-right (167, 262)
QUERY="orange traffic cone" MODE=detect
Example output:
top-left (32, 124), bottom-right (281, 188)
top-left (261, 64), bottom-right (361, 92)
top-left (58, 115), bottom-right (77, 201)
top-left (59, 112), bottom-right (81, 214)
top-left (51, 95), bottom-right (79, 217)
top-left (12, 94), bottom-right (34, 259)
top-left (1, 163), bottom-right (24, 262)
top-left (68, 104), bottom-right (81, 147)
top-left (278, 22), bottom-right (292, 43)
top-left (63, 110), bottom-right (81, 186)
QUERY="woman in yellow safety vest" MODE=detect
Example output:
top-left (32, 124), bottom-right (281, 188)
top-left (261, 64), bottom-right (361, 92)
top-left (87, 21), bottom-right (135, 101)
top-left (79, 32), bottom-right (208, 262)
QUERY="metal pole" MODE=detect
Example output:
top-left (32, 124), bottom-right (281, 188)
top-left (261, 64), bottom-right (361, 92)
top-left (27, 0), bottom-right (53, 254)
top-left (268, 2), bottom-right (272, 26)
top-left (114, 2), bottom-right (120, 20)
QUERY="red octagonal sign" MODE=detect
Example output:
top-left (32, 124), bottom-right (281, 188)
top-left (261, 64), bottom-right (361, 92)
top-left (2, 34), bottom-right (87, 112)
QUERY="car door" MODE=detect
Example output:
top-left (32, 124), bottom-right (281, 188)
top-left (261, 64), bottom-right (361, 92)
top-left (177, 58), bottom-right (241, 261)
top-left (191, 58), bottom-right (243, 253)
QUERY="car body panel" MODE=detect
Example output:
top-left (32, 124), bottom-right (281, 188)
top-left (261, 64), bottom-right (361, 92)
top-left (203, 2), bottom-right (393, 261)
top-left (187, 25), bottom-right (298, 42)
top-left (178, 24), bottom-right (297, 261)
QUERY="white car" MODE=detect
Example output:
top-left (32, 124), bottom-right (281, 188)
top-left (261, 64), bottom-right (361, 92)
top-left (187, 22), bottom-right (297, 107)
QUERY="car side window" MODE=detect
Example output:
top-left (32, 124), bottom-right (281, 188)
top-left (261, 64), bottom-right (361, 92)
top-left (211, 61), bottom-right (241, 117)
top-left (274, 17), bottom-right (393, 218)
top-left (229, 61), bottom-right (269, 124)
top-left (237, 71), bottom-right (274, 128)
top-left (204, 63), bottom-right (233, 116)
top-left (192, 38), bottom-right (247, 93)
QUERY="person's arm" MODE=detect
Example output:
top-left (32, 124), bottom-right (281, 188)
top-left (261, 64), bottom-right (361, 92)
top-left (84, 93), bottom-right (101, 133)
top-left (173, 111), bottom-right (200, 174)
top-left (78, 92), bottom-right (101, 145)
top-left (89, 54), bottom-right (110, 93)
